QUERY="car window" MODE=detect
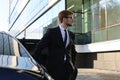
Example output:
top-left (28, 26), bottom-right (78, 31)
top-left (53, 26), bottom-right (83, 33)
top-left (0, 32), bottom-right (29, 57)
top-left (19, 44), bottom-right (29, 57)
top-left (0, 33), bottom-right (3, 55)
top-left (3, 33), bottom-right (10, 55)
top-left (9, 36), bottom-right (18, 56)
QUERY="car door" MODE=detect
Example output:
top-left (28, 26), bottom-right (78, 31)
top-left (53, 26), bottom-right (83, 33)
top-left (0, 32), bottom-right (53, 80)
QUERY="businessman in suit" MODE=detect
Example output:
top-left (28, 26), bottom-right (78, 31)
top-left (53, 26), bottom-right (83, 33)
top-left (33, 10), bottom-right (78, 80)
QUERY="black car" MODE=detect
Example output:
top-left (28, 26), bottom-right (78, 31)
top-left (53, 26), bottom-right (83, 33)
top-left (0, 31), bottom-right (53, 80)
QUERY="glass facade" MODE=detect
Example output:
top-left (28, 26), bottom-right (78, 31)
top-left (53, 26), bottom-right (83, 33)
top-left (66, 0), bottom-right (120, 44)
top-left (9, 0), bottom-right (120, 44)
top-left (91, 0), bottom-right (120, 43)
top-left (9, 0), bottom-right (63, 39)
top-left (66, 0), bottom-right (91, 44)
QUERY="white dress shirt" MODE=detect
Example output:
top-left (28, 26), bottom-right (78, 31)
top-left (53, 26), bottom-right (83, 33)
top-left (59, 25), bottom-right (70, 61)
top-left (59, 25), bottom-right (70, 47)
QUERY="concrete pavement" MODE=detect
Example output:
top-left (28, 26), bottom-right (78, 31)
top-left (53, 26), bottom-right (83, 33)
top-left (76, 69), bottom-right (120, 80)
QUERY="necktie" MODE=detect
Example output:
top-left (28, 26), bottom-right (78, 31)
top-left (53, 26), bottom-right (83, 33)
top-left (64, 29), bottom-right (67, 47)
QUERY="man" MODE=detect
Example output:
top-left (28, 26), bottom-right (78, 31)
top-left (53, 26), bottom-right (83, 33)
top-left (33, 10), bottom-right (78, 80)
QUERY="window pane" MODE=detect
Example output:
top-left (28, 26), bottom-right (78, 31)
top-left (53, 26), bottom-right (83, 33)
top-left (9, 36), bottom-right (15, 55)
top-left (19, 44), bottom-right (29, 57)
top-left (107, 0), bottom-right (120, 26)
top-left (0, 33), bottom-right (3, 55)
top-left (9, 36), bottom-right (21, 56)
top-left (3, 34), bottom-right (10, 55)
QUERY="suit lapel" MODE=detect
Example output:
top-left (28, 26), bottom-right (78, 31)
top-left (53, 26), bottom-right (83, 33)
top-left (56, 27), bottom-right (65, 48)
top-left (55, 27), bottom-right (74, 48)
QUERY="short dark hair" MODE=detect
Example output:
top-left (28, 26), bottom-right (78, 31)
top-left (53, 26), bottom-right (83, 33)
top-left (58, 10), bottom-right (73, 23)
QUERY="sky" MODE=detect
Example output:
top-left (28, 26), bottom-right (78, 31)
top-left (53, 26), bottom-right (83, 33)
top-left (0, 0), bottom-right (9, 32)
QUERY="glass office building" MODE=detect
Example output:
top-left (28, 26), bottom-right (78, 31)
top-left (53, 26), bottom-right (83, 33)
top-left (9, 0), bottom-right (120, 70)
top-left (9, 0), bottom-right (120, 51)
top-left (9, 0), bottom-right (63, 39)
top-left (9, 0), bottom-right (120, 43)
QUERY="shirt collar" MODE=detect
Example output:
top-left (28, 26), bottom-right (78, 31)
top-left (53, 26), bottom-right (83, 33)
top-left (59, 25), bottom-right (68, 31)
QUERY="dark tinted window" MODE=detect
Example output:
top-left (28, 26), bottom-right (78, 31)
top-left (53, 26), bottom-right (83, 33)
top-left (0, 32), bottom-right (29, 57)
top-left (0, 33), bottom-right (3, 55)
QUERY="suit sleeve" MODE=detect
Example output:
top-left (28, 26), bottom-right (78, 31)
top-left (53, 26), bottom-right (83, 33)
top-left (32, 29), bottom-right (51, 65)
top-left (71, 33), bottom-right (77, 65)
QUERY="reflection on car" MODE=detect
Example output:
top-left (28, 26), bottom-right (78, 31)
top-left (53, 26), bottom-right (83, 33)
top-left (0, 31), bottom-right (53, 80)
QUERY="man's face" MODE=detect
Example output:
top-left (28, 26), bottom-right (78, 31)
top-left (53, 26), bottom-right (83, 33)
top-left (65, 15), bottom-right (74, 26)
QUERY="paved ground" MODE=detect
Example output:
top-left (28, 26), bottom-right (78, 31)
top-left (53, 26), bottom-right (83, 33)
top-left (76, 69), bottom-right (120, 80)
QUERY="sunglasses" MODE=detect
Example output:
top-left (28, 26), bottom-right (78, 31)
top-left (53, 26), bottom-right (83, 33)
top-left (66, 17), bottom-right (74, 19)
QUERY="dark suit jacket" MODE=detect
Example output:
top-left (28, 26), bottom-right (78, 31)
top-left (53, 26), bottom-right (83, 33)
top-left (33, 26), bottom-right (77, 80)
